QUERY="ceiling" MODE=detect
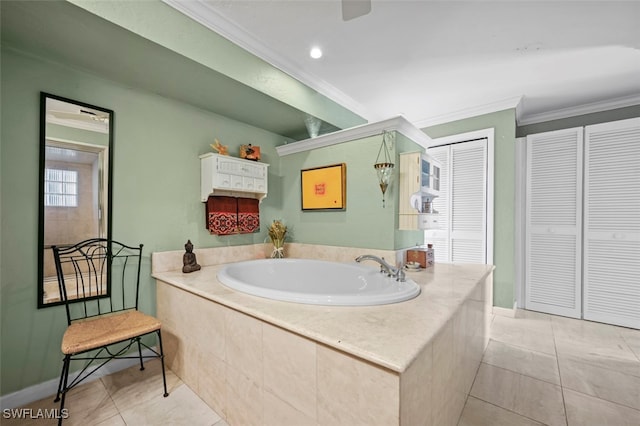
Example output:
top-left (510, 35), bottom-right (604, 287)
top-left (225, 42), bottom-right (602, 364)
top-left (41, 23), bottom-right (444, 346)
top-left (166, 0), bottom-right (640, 127)
top-left (2, 0), bottom-right (344, 140)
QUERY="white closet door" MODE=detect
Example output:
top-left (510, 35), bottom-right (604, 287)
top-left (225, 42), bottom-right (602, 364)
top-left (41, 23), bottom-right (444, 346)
top-left (450, 140), bottom-right (487, 263)
top-left (426, 145), bottom-right (450, 263)
top-left (584, 117), bottom-right (640, 329)
top-left (526, 128), bottom-right (582, 318)
top-left (427, 139), bottom-right (487, 264)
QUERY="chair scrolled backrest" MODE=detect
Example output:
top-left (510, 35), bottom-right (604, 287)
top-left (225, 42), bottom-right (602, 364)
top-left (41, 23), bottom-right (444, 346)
top-left (52, 238), bottom-right (144, 325)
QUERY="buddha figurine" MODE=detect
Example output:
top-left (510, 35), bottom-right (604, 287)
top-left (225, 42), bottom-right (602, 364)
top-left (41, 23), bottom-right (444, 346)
top-left (182, 239), bottom-right (201, 273)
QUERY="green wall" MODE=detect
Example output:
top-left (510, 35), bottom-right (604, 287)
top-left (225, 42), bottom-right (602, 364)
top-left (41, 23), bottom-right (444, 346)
top-left (424, 109), bottom-right (517, 309)
top-left (0, 48), bottom-right (286, 396)
top-left (277, 132), bottom-right (423, 250)
top-left (0, 44), bottom-right (424, 398)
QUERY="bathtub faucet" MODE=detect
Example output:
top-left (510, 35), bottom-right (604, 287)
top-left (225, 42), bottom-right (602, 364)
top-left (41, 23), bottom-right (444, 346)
top-left (355, 255), bottom-right (406, 282)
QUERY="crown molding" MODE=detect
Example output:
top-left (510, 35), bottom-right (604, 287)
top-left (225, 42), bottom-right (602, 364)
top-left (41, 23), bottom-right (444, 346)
top-left (276, 115), bottom-right (432, 156)
top-left (46, 115), bottom-right (109, 134)
top-left (517, 94), bottom-right (640, 126)
top-left (162, 0), bottom-right (374, 121)
top-left (413, 96), bottom-right (524, 129)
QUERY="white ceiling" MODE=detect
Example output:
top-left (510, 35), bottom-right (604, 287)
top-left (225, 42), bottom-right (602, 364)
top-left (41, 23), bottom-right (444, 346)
top-left (166, 0), bottom-right (640, 128)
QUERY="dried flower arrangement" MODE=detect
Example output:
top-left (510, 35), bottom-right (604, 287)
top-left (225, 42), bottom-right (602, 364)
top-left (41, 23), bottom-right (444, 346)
top-left (268, 220), bottom-right (287, 258)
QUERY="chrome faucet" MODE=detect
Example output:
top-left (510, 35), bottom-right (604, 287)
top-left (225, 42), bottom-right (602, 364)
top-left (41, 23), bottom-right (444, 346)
top-left (355, 254), bottom-right (406, 282)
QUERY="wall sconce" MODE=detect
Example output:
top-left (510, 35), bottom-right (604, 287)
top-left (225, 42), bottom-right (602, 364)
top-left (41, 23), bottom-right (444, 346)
top-left (374, 130), bottom-right (395, 207)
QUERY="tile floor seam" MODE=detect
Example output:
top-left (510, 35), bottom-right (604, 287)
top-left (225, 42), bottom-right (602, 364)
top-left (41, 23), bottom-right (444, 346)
top-left (563, 386), bottom-right (640, 415)
top-left (480, 358), bottom-right (561, 388)
top-left (551, 318), bottom-right (640, 417)
top-left (475, 361), bottom-right (563, 390)
top-left (549, 314), bottom-right (569, 426)
top-left (101, 378), bottom-right (124, 425)
top-left (621, 332), bottom-right (640, 363)
top-left (490, 338), bottom-right (558, 359)
top-left (466, 394), bottom-right (551, 426)
top-left (558, 351), bottom-right (640, 382)
top-left (481, 340), bottom-right (562, 387)
top-left (456, 338), bottom-right (495, 426)
top-left (488, 336), bottom-right (557, 357)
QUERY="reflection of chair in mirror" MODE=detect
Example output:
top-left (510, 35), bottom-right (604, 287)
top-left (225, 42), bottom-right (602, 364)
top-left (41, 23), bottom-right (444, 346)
top-left (52, 238), bottom-right (168, 425)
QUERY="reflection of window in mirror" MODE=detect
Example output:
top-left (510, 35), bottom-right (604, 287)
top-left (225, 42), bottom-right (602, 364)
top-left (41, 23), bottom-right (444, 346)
top-left (39, 93), bottom-right (113, 307)
top-left (45, 167), bottom-right (78, 207)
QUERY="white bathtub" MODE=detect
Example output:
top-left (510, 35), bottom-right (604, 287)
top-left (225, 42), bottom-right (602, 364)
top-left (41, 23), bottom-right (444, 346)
top-left (217, 258), bottom-right (420, 306)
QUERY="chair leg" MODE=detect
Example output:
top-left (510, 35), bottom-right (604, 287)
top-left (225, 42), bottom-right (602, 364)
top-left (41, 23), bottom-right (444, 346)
top-left (136, 337), bottom-right (145, 371)
top-left (53, 355), bottom-right (69, 403)
top-left (56, 355), bottom-right (71, 426)
top-left (156, 330), bottom-right (169, 397)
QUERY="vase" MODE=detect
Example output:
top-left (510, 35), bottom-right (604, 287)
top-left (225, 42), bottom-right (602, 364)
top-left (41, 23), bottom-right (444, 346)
top-left (271, 245), bottom-right (285, 259)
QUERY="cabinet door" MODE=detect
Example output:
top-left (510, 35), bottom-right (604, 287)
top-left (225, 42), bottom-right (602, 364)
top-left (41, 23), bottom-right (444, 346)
top-left (583, 118), bottom-right (640, 329)
top-left (426, 140), bottom-right (487, 264)
top-left (215, 172), bottom-right (231, 189)
top-left (231, 175), bottom-right (243, 190)
top-left (525, 128), bottom-right (582, 318)
top-left (450, 140), bottom-right (487, 263)
top-left (398, 152), bottom-right (421, 230)
top-left (243, 177), bottom-right (256, 191)
top-left (426, 145), bottom-right (450, 262)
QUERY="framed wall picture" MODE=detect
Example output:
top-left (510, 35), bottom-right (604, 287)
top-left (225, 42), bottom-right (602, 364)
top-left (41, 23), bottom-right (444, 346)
top-left (301, 163), bottom-right (346, 211)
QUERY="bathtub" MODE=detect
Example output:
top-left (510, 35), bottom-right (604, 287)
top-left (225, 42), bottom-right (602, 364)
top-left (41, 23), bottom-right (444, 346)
top-left (217, 258), bottom-right (420, 306)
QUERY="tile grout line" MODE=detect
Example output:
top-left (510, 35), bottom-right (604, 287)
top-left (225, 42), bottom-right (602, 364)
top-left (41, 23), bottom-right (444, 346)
top-left (456, 314), bottom-right (497, 426)
top-left (550, 318), bottom-right (569, 426)
top-left (466, 395), bottom-right (549, 426)
top-left (620, 331), bottom-right (640, 364)
top-left (481, 339), bottom-right (563, 387)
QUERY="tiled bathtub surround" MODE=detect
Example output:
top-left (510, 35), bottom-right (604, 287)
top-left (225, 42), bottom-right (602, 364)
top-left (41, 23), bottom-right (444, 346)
top-left (150, 242), bottom-right (399, 273)
top-left (7, 311), bottom-right (638, 425)
top-left (152, 244), bottom-right (493, 425)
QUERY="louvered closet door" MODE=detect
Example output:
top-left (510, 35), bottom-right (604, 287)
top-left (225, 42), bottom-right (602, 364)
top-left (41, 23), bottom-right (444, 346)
top-left (526, 128), bottom-right (582, 318)
top-left (427, 139), bottom-right (487, 263)
top-left (450, 140), bottom-right (487, 263)
top-left (426, 145), bottom-right (450, 263)
top-left (584, 118), bottom-right (640, 329)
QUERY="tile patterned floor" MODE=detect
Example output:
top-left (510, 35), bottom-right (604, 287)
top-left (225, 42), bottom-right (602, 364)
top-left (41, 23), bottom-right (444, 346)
top-left (4, 309), bottom-right (639, 425)
top-left (459, 310), bottom-right (640, 426)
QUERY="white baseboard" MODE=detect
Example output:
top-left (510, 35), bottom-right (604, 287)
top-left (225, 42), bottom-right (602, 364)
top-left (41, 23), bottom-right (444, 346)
top-left (0, 348), bottom-right (157, 410)
top-left (493, 303), bottom-right (516, 318)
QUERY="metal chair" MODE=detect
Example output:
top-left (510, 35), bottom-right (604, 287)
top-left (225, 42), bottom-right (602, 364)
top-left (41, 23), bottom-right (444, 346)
top-left (52, 238), bottom-right (168, 425)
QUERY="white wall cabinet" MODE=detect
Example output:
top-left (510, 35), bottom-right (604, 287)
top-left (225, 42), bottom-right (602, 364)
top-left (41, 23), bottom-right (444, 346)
top-left (525, 118), bottom-right (639, 328)
top-left (200, 153), bottom-right (268, 202)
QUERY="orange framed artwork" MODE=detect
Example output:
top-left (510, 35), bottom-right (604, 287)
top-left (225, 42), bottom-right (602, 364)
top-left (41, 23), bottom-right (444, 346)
top-left (301, 163), bottom-right (346, 211)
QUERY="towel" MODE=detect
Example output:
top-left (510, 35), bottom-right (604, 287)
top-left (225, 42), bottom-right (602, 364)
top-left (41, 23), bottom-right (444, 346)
top-left (206, 196), bottom-right (238, 235)
top-left (237, 198), bottom-right (260, 234)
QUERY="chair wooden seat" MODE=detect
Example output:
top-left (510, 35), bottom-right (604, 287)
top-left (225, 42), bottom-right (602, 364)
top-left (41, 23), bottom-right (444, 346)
top-left (62, 310), bottom-right (162, 355)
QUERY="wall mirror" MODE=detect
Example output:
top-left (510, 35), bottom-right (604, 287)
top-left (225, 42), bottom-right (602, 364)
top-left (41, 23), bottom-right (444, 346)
top-left (38, 93), bottom-right (113, 308)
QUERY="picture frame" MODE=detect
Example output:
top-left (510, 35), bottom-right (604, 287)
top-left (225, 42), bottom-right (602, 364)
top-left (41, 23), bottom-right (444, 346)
top-left (301, 163), bottom-right (346, 211)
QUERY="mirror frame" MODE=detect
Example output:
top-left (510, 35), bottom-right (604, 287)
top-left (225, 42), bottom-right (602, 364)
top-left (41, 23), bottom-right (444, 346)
top-left (37, 92), bottom-right (114, 308)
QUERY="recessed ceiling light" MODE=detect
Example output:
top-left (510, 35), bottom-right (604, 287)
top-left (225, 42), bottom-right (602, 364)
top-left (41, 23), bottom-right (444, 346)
top-left (310, 47), bottom-right (323, 59)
